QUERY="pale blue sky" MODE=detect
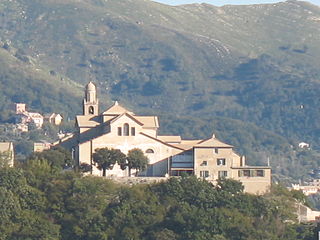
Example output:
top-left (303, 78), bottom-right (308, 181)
top-left (153, 0), bottom-right (320, 6)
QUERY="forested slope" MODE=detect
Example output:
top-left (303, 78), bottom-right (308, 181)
top-left (0, 160), bottom-right (316, 240)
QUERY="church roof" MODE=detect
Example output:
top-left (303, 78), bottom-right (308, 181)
top-left (76, 115), bottom-right (101, 127)
top-left (103, 101), bottom-right (133, 115)
top-left (101, 102), bottom-right (158, 128)
top-left (172, 140), bottom-right (203, 150)
top-left (140, 133), bottom-right (185, 150)
top-left (135, 116), bottom-right (159, 128)
top-left (157, 135), bottom-right (181, 143)
top-left (195, 136), bottom-right (233, 148)
top-left (110, 113), bottom-right (144, 126)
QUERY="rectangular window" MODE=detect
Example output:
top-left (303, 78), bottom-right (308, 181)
top-left (118, 127), bottom-right (122, 136)
top-left (200, 161), bottom-right (207, 166)
top-left (131, 127), bottom-right (135, 136)
top-left (200, 170), bottom-right (209, 178)
top-left (238, 169), bottom-right (265, 177)
top-left (217, 158), bottom-right (226, 166)
top-left (214, 148), bottom-right (219, 154)
top-left (218, 171), bottom-right (228, 178)
top-left (256, 170), bottom-right (265, 177)
top-left (243, 170), bottom-right (251, 177)
top-left (238, 170), bottom-right (251, 177)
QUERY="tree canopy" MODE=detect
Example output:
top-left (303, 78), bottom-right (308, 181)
top-left (28, 146), bottom-right (73, 170)
top-left (92, 148), bottom-right (126, 176)
top-left (0, 155), bottom-right (318, 240)
top-left (126, 148), bottom-right (149, 176)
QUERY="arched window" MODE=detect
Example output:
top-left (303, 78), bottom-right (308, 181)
top-left (89, 106), bottom-right (94, 115)
top-left (146, 149), bottom-right (154, 154)
top-left (123, 123), bottom-right (129, 136)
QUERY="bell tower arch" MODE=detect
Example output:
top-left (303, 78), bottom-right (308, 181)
top-left (83, 81), bottom-right (99, 115)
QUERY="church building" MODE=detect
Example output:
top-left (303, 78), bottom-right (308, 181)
top-left (56, 82), bottom-right (271, 194)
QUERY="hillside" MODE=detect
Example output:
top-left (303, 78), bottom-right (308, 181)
top-left (0, 0), bottom-right (320, 180)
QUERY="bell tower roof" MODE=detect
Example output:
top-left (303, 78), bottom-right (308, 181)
top-left (86, 81), bottom-right (96, 91)
top-left (83, 81), bottom-right (99, 115)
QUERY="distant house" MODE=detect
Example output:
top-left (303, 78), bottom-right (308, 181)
top-left (299, 142), bottom-right (310, 149)
top-left (28, 112), bottom-right (44, 128)
top-left (16, 123), bottom-right (28, 132)
top-left (15, 112), bottom-right (44, 128)
top-left (14, 103), bottom-right (26, 114)
top-left (44, 113), bottom-right (63, 125)
top-left (13, 103), bottom-right (62, 130)
top-left (291, 184), bottom-right (319, 196)
top-left (15, 112), bottom-right (30, 125)
top-left (297, 203), bottom-right (320, 222)
top-left (0, 142), bottom-right (14, 167)
top-left (34, 141), bottom-right (52, 152)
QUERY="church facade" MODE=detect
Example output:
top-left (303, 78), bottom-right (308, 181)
top-left (56, 82), bottom-right (271, 194)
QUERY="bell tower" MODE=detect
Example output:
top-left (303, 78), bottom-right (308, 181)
top-left (83, 81), bottom-right (99, 115)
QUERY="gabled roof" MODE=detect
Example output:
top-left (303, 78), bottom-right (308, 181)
top-left (110, 112), bottom-right (144, 126)
top-left (172, 140), bottom-right (203, 150)
top-left (55, 114), bottom-right (63, 119)
top-left (102, 101), bottom-right (133, 115)
top-left (44, 113), bottom-right (63, 119)
top-left (140, 132), bottom-right (186, 150)
top-left (44, 113), bottom-right (55, 118)
top-left (195, 135), bottom-right (233, 148)
top-left (76, 115), bottom-right (101, 128)
top-left (102, 102), bottom-right (158, 128)
top-left (135, 116), bottom-right (159, 128)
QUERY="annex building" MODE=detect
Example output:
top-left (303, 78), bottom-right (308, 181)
top-left (56, 82), bottom-right (271, 194)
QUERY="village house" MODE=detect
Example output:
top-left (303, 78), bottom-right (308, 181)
top-left (13, 103), bottom-right (63, 130)
top-left (34, 141), bottom-right (52, 152)
top-left (15, 112), bottom-right (44, 128)
top-left (14, 103), bottom-right (26, 114)
top-left (56, 82), bottom-right (271, 194)
top-left (44, 113), bottom-right (63, 125)
top-left (297, 203), bottom-right (320, 222)
top-left (14, 103), bottom-right (44, 128)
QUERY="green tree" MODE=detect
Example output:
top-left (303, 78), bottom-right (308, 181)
top-left (217, 178), bottom-right (244, 194)
top-left (0, 167), bottom-right (60, 240)
top-left (28, 146), bottom-right (73, 169)
top-left (149, 228), bottom-right (178, 240)
top-left (56, 176), bottom-right (118, 240)
top-left (126, 148), bottom-right (149, 176)
top-left (22, 158), bottom-right (58, 191)
top-left (93, 148), bottom-right (126, 176)
top-left (106, 185), bottom-right (165, 240)
top-left (79, 162), bottom-right (92, 173)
